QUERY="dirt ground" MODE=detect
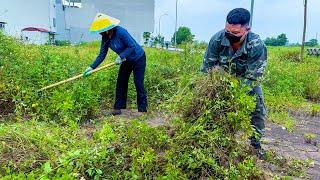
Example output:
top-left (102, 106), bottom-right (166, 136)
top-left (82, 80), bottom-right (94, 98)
top-left (263, 113), bottom-right (320, 179)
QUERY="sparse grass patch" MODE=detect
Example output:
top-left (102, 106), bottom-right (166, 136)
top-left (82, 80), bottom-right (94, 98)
top-left (311, 104), bottom-right (320, 116)
top-left (268, 111), bottom-right (295, 131)
top-left (264, 150), bottom-right (309, 178)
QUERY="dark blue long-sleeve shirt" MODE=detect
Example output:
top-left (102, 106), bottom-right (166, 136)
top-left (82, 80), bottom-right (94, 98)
top-left (90, 26), bottom-right (145, 69)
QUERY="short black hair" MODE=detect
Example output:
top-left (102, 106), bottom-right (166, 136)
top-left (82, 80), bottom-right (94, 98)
top-left (226, 8), bottom-right (251, 25)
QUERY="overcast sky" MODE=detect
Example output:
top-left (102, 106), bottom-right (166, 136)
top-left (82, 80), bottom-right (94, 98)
top-left (155, 0), bottom-right (320, 43)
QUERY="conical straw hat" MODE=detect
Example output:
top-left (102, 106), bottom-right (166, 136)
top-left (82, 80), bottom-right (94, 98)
top-left (89, 13), bottom-right (120, 33)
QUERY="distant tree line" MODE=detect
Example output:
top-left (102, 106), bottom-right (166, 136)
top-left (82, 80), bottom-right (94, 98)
top-left (305, 39), bottom-right (318, 47)
top-left (264, 33), bottom-right (318, 47)
top-left (171, 26), bottom-right (194, 45)
top-left (143, 26), bottom-right (195, 47)
top-left (143, 29), bottom-right (319, 48)
top-left (264, 33), bottom-right (288, 46)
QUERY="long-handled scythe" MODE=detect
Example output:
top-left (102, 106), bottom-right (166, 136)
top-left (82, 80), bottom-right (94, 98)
top-left (39, 62), bottom-right (116, 91)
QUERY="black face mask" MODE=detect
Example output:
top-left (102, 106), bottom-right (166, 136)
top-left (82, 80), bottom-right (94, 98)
top-left (225, 32), bottom-right (242, 44)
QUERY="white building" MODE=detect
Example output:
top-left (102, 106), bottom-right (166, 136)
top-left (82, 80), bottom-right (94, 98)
top-left (0, 0), bottom-right (155, 45)
top-left (0, 0), bottom-right (56, 44)
top-left (56, 0), bottom-right (155, 44)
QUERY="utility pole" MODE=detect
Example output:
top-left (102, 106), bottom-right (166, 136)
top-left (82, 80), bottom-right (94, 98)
top-left (250, 0), bottom-right (254, 28)
top-left (300, 0), bottom-right (307, 61)
top-left (175, 0), bottom-right (179, 48)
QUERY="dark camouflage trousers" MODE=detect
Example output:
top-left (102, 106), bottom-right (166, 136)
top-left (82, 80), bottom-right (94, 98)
top-left (248, 86), bottom-right (266, 149)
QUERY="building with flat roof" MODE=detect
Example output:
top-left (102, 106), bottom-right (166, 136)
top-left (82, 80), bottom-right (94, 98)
top-left (0, 0), bottom-right (155, 44)
top-left (0, 0), bottom-right (56, 44)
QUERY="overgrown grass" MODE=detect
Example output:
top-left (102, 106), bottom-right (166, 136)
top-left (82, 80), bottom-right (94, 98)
top-left (264, 47), bottom-right (320, 110)
top-left (1, 33), bottom-right (319, 178)
top-left (0, 72), bottom-right (263, 179)
top-left (263, 47), bottom-right (320, 127)
top-left (0, 34), bottom-right (201, 124)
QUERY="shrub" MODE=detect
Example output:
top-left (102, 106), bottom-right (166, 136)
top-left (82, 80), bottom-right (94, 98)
top-left (54, 40), bottom-right (71, 46)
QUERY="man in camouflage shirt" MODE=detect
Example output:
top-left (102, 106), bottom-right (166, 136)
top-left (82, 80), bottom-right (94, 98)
top-left (201, 8), bottom-right (267, 159)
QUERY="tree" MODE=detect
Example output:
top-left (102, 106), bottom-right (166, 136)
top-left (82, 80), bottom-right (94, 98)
top-left (305, 39), bottom-right (318, 47)
top-left (143, 32), bottom-right (151, 46)
top-left (264, 37), bottom-right (278, 46)
top-left (264, 33), bottom-right (288, 46)
top-left (171, 26), bottom-right (194, 45)
top-left (150, 35), bottom-right (165, 48)
top-left (155, 35), bottom-right (165, 47)
top-left (194, 40), bottom-right (208, 49)
top-left (277, 33), bottom-right (288, 46)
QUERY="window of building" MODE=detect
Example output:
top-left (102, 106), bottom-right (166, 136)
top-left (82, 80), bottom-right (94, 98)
top-left (62, 0), bottom-right (82, 8)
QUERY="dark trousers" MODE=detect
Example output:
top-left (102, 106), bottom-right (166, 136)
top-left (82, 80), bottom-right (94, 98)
top-left (114, 54), bottom-right (148, 112)
top-left (249, 86), bottom-right (266, 149)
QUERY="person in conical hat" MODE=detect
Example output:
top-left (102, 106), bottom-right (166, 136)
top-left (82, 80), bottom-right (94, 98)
top-left (83, 13), bottom-right (148, 115)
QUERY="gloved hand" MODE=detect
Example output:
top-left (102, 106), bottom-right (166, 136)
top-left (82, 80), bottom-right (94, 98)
top-left (115, 56), bottom-right (125, 65)
top-left (83, 66), bottom-right (93, 77)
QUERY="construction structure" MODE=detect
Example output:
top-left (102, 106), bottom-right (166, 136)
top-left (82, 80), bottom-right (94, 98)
top-left (307, 48), bottom-right (320, 56)
top-left (0, 0), bottom-right (155, 45)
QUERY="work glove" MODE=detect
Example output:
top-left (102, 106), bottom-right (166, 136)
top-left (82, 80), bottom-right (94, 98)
top-left (83, 66), bottom-right (93, 78)
top-left (115, 56), bottom-right (125, 65)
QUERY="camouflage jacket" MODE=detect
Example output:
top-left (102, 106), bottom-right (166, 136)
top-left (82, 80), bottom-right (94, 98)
top-left (201, 30), bottom-right (267, 84)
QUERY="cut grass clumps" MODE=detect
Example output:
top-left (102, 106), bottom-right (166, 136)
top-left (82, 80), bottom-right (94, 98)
top-left (166, 71), bottom-right (261, 179)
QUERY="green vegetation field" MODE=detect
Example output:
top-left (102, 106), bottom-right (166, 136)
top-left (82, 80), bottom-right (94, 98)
top-left (0, 33), bottom-right (319, 179)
